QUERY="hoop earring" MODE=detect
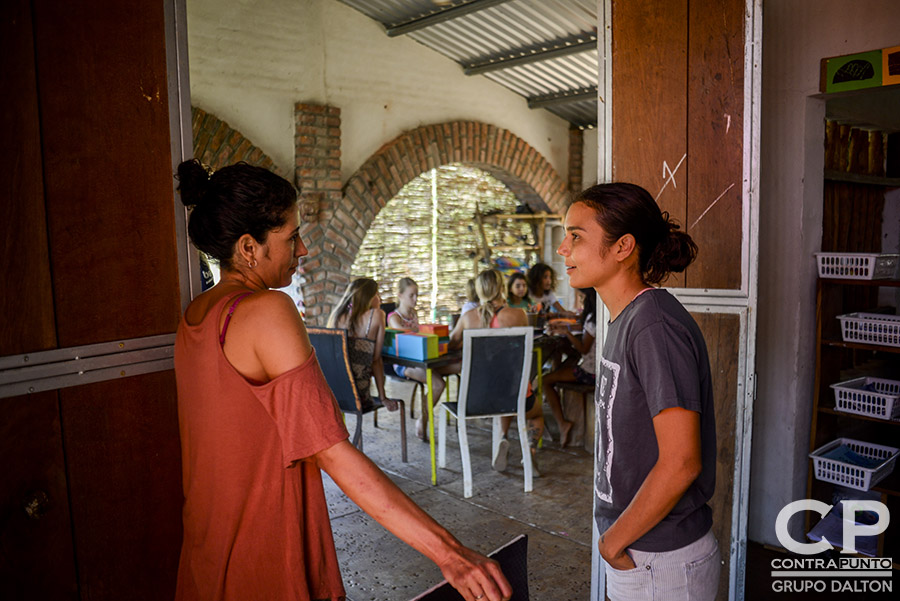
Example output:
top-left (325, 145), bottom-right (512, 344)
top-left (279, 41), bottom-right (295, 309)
top-left (248, 259), bottom-right (258, 269)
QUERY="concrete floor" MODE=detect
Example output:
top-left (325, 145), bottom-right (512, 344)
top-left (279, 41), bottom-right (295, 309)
top-left (324, 379), bottom-right (595, 601)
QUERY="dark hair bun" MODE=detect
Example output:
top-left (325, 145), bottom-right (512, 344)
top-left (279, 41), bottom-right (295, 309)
top-left (645, 223), bottom-right (698, 284)
top-left (174, 160), bottom-right (297, 270)
top-left (176, 159), bottom-right (211, 209)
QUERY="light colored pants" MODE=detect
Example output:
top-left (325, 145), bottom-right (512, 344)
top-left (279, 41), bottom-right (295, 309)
top-left (605, 529), bottom-right (720, 601)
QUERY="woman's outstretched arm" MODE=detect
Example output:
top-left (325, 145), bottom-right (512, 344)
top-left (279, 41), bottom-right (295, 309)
top-left (316, 441), bottom-right (512, 601)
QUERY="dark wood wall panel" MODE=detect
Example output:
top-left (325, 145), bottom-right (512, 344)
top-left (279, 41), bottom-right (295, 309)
top-left (0, 392), bottom-right (77, 600)
top-left (61, 371), bottom-right (182, 600)
top-left (611, 0), bottom-right (688, 287)
top-left (692, 311), bottom-right (740, 601)
top-left (686, 0), bottom-right (744, 289)
top-left (32, 0), bottom-right (180, 347)
top-left (1, 0), bottom-right (57, 356)
top-left (613, 0), bottom-right (745, 291)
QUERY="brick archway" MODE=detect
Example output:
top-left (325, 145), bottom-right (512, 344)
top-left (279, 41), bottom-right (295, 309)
top-left (191, 107), bottom-right (280, 174)
top-left (301, 121), bottom-right (569, 324)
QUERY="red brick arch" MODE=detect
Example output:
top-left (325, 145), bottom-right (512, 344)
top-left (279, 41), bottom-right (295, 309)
top-left (301, 121), bottom-right (570, 324)
top-left (191, 106), bottom-right (280, 174)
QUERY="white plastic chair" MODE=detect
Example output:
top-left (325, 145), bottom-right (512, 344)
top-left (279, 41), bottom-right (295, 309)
top-left (437, 327), bottom-right (534, 498)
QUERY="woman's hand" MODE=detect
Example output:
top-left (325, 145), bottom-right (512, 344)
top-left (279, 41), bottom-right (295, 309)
top-left (437, 546), bottom-right (512, 601)
top-left (597, 534), bottom-right (636, 571)
top-left (545, 322), bottom-right (568, 337)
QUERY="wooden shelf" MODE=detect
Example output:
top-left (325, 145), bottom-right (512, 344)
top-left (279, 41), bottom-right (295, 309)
top-left (871, 468), bottom-right (900, 497)
top-left (817, 406), bottom-right (900, 427)
top-left (473, 210), bottom-right (561, 274)
top-left (819, 278), bottom-right (900, 287)
top-left (824, 169), bottom-right (900, 188)
top-left (821, 339), bottom-right (900, 353)
top-left (808, 277), bottom-right (900, 556)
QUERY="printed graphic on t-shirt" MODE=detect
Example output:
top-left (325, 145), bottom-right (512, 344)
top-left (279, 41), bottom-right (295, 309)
top-left (594, 356), bottom-right (620, 504)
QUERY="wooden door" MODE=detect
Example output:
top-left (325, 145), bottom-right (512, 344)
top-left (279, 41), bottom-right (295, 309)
top-left (1, 1), bottom-right (184, 598)
top-left (594, 1), bottom-right (761, 600)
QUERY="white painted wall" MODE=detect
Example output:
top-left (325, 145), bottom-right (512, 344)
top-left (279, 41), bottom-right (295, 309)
top-left (186, 0), bottom-right (571, 185)
top-left (751, 0), bottom-right (900, 546)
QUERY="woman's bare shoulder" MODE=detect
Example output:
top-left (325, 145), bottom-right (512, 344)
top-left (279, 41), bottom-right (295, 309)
top-left (218, 290), bottom-right (304, 341)
top-left (460, 309), bottom-right (481, 328)
top-left (236, 291), bottom-right (311, 375)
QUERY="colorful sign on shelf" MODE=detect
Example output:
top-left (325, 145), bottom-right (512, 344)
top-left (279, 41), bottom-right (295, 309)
top-left (821, 45), bottom-right (900, 93)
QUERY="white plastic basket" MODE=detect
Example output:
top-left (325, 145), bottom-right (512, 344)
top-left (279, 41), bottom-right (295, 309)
top-left (815, 252), bottom-right (899, 280)
top-left (809, 437), bottom-right (899, 491)
top-left (831, 377), bottom-right (900, 420)
top-left (837, 312), bottom-right (900, 347)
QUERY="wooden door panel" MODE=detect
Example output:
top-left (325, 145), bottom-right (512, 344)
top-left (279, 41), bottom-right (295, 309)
top-left (1, 0), bottom-right (56, 356)
top-left (612, 0), bottom-right (745, 291)
top-left (0, 392), bottom-right (78, 600)
top-left (686, 0), bottom-right (744, 289)
top-left (611, 0), bottom-right (688, 287)
top-left (32, 0), bottom-right (181, 347)
top-left (4, 2), bottom-right (185, 600)
top-left (60, 372), bottom-right (182, 600)
top-left (693, 311), bottom-right (740, 601)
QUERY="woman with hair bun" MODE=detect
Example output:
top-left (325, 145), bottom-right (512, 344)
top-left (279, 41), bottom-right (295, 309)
top-left (173, 160), bottom-right (511, 601)
top-left (558, 183), bottom-right (719, 601)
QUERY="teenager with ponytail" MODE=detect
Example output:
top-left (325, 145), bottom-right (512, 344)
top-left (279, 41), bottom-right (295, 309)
top-left (558, 183), bottom-right (718, 601)
top-left (448, 268), bottom-right (527, 341)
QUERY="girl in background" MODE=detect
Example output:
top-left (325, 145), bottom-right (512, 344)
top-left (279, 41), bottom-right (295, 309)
top-left (328, 278), bottom-right (399, 412)
top-left (460, 278), bottom-right (479, 316)
top-left (540, 288), bottom-right (597, 448)
top-left (506, 272), bottom-right (533, 311)
top-left (559, 182), bottom-right (717, 601)
top-left (526, 263), bottom-right (575, 317)
top-left (387, 277), bottom-right (457, 440)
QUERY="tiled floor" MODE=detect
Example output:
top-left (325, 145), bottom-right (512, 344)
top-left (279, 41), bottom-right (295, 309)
top-left (325, 381), bottom-right (900, 600)
top-left (324, 379), bottom-right (594, 601)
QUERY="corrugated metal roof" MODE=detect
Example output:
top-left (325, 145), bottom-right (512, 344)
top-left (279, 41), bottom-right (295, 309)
top-left (336, 0), bottom-right (598, 128)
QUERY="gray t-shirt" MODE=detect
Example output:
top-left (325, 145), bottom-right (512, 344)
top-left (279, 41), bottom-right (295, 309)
top-left (594, 289), bottom-right (715, 552)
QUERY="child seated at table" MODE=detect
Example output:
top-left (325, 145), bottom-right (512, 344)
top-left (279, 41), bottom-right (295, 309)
top-left (460, 277), bottom-right (479, 316)
top-left (541, 288), bottom-right (597, 447)
top-left (527, 262), bottom-right (575, 317)
top-left (387, 277), bottom-right (457, 440)
top-left (327, 278), bottom-right (398, 411)
top-left (506, 272), bottom-right (533, 310)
